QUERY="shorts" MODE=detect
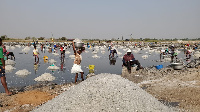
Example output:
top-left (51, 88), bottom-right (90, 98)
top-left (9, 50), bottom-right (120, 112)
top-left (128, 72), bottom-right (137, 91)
top-left (7, 52), bottom-right (14, 57)
top-left (71, 64), bottom-right (83, 74)
top-left (0, 66), bottom-right (5, 77)
top-left (34, 54), bottom-right (39, 58)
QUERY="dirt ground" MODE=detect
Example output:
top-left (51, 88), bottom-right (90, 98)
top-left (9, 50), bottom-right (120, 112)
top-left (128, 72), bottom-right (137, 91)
top-left (121, 66), bottom-right (200, 112)
top-left (0, 83), bottom-right (74, 112)
top-left (1, 66), bottom-right (200, 112)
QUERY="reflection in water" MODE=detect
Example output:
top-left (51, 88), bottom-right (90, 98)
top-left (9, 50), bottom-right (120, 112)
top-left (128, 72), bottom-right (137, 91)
top-left (109, 56), bottom-right (117, 65)
top-left (34, 60), bottom-right (39, 74)
top-left (60, 57), bottom-right (65, 72)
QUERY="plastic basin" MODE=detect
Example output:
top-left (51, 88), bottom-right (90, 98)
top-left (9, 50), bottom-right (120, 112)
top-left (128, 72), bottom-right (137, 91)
top-left (155, 65), bottom-right (163, 70)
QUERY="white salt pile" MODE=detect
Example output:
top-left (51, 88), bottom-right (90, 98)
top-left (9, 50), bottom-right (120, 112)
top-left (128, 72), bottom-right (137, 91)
top-left (5, 65), bottom-right (16, 72)
top-left (22, 46), bottom-right (30, 53)
top-left (164, 57), bottom-right (171, 62)
top-left (92, 51), bottom-right (98, 54)
top-left (10, 46), bottom-right (15, 50)
top-left (65, 51), bottom-right (70, 54)
top-left (5, 59), bottom-right (16, 65)
top-left (5, 46), bottom-right (10, 50)
top-left (34, 73), bottom-right (55, 82)
top-left (132, 50), bottom-right (139, 53)
top-left (92, 54), bottom-right (100, 58)
top-left (15, 69), bottom-right (31, 77)
top-left (47, 65), bottom-right (59, 70)
top-left (48, 59), bottom-right (57, 63)
top-left (142, 55), bottom-right (148, 59)
top-left (69, 55), bottom-right (75, 59)
top-left (52, 53), bottom-right (59, 56)
top-left (117, 51), bottom-right (122, 55)
top-left (15, 45), bottom-right (21, 48)
top-left (84, 50), bottom-right (89, 53)
top-left (101, 51), bottom-right (105, 54)
top-left (32, 73), bottom-right (177, 112)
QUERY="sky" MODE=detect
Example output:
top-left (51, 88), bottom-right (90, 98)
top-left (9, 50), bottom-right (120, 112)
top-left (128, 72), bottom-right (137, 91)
top-left (0, 0), bottom-right (200, 40)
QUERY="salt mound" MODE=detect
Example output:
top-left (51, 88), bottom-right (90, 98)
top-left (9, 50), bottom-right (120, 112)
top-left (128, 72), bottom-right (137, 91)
top-left (65, 51), bottom-right (70, 54)
top-left (92, 54), bottom-right (100, 58)
top-left (101, 51), bottom-right (105, 54)
top-left (142, 55), bottom-right (148, 59)
top-left (32, 73), bottom-right (176, 112)
top-left (49, 59), bottom-right (57, 63)
top-left (5, 46), bottom-right (10, 50)
top-left (15, 69), bottom-right (31, 76)
top-left (84, 50), bottom-right (89, 53)
top-left (15, 45), bottom-right (21, 48)
top-left (34, 73), bottom-right (55, 82)
top-left (5, 65), bottom-right (16, 72)
top-left (92, 51), bottom-right (98, 54)
top-left (100, 47), bottom-right (105, 50)
top-left (10, 46), bottom-right (15, 50)
top-left (47, 65), bottom-right (59, 70)
top-left (52, 53), bottom-right (59, 56)
top-left (117, 52), bottom-right (122, 55)
top-left (5, 59), bottom-right (16, 65)
top-left (69, 55), bottom-right (75, 59)
top-left (132, 50), bottom-right (139, 53)
top-left (22, 46), bottom-right (30, 53)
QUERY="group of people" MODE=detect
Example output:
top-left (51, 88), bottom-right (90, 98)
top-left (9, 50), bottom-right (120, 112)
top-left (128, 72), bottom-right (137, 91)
top-left (108, 45), bottom-right (143, 73)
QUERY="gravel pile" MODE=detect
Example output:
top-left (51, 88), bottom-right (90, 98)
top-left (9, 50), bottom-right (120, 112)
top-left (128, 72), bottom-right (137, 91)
top-left (32, 73), bottom-right (177, 112)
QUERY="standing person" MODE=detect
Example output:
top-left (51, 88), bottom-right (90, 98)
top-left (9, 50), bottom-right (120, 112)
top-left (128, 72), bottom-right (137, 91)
top-left (60, 45), bottom-right (64, 58)
top-left (0, 38), bottom-right (12, 95)
top-left (122, 49), bottom-right (143, 73)
top-left (63, 45), bottom-right (67, 57)
top-left (71, 42), bottom-right (85, 83)
top-left (3, 46), bottom-right (7, 56)
top-left (33, 46), bottom-right (39, 62)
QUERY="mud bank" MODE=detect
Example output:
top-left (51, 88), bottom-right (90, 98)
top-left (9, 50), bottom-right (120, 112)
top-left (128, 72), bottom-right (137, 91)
top-left (0, 82), bottom-right (75, 112)
top-left (121, 66), bottom-right (200, 112)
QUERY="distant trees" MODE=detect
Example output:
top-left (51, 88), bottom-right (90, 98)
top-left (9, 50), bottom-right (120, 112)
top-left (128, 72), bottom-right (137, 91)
top-left (0, 35), bottom-right (9, 40)
top-left (32, 37), bottom-right (37, 41)
top-left (38, 37), bottom-right (45, 40)
top-left (25, 36), bottom-right (31, 40)
top-left (59, 37), bottom-right (67, 40)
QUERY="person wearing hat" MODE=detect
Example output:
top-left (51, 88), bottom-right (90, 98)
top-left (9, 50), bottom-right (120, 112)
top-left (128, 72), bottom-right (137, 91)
top-left (122, 49), bottom-right (143, 73)
top-left (109, 47), bottom-right (117, 58)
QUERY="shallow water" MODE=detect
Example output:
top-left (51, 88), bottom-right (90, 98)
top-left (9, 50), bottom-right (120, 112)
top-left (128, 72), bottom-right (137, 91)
top-left (0, 46), bottom-right (191, 92)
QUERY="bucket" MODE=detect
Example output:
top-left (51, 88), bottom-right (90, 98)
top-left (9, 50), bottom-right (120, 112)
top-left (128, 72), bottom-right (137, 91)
top-left (89, 65), bottom-right (95, 70)
top-left (155, 65), bottom-right (163, 70)
top-left (89, 69), bottom-right (95, 73)
top-left (43, 56), bottom-right (48, 60)
top-left (4, 56), bottom-right (7, 60)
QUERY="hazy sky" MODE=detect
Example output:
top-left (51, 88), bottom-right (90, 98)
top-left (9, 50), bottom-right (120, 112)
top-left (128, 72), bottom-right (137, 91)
top-left (0, 0), bottom-right (199, 39)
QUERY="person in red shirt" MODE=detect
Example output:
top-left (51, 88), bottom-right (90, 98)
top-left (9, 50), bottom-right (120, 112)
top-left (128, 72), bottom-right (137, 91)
top-left (60, 45), bottom-right (64, 59)
top-left (123, 49), bottom-right (143, 73)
